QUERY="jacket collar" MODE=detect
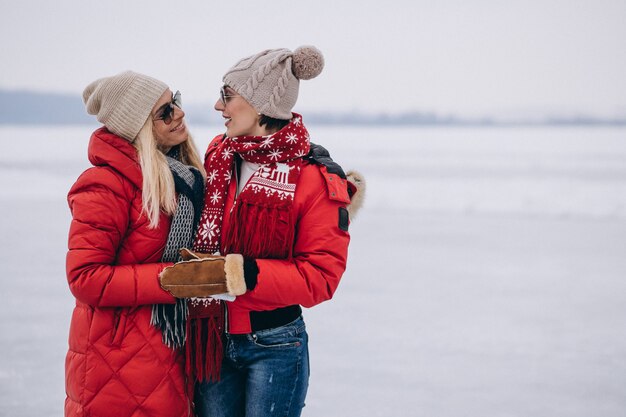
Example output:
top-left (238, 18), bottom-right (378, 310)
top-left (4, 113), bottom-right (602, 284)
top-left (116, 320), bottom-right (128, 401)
top-left (88, 127), bottom-right (143, 189)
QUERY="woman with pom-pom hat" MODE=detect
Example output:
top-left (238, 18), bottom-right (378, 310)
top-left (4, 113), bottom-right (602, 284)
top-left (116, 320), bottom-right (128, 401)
top-left (158, 46), bottom-right (364, 417)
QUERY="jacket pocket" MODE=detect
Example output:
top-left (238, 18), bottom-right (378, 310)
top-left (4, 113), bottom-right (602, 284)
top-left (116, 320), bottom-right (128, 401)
top-left (251, 333), bottom-right (303, 349)
top-left (250, 320), bottom-right (306, 349)
top-left (110, 308), bottom-right (128, 347)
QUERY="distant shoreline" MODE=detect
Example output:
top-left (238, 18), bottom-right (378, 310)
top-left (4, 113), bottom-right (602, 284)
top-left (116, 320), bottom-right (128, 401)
top-left (1, 89), bottom-right (625, 127)
top-left (2, 122), bottom-right (625, 128)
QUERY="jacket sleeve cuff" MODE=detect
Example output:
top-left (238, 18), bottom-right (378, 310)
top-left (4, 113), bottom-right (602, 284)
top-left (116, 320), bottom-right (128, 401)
top-left (243, 258), bottom-right (259, 290)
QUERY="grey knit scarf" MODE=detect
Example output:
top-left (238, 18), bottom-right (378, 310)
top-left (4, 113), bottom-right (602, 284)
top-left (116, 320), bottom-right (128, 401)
top-left (150, 147), bottom-right (205, 348)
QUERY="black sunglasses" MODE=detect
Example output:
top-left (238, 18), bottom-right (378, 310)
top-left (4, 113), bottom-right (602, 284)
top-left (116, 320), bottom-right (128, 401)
top-left (153, 90), bottom-right (182, 125)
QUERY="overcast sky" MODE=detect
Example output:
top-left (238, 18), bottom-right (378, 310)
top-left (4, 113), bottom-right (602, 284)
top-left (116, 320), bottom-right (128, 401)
top-left (2, 0), bottom-right (625, 117)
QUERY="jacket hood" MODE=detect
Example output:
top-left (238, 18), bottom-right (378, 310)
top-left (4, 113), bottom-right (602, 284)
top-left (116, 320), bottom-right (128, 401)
top-left (87, 127), bottom-right (143, 189)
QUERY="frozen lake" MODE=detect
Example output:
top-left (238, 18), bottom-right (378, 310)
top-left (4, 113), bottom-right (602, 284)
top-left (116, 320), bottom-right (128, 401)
top-left (1, 124), bottom-right (625, 416)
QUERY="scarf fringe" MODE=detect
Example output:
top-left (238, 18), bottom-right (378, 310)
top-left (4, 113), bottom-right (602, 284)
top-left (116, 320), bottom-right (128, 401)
top-left (185, 316), bottom-right (224, 383)
top-left (224, 202), bottom-right (295, 259)
top-left (151, 286), bottom-right (189, 349)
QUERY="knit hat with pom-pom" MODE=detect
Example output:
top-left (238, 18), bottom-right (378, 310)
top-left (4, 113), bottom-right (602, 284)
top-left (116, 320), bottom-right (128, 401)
top-left (222, 46), bottom-right (324, 119)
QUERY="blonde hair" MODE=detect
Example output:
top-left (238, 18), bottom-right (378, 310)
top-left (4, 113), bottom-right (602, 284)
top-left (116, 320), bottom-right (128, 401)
top-left (133, 119), bottom-right (206, 228)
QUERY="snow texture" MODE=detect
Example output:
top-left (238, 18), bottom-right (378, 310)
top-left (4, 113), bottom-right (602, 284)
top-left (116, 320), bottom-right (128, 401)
top-left (1, 125), bottom-right (625, 416)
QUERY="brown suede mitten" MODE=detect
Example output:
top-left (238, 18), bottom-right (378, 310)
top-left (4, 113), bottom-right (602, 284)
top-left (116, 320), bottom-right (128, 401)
top-left (159, 251), bottom-right (247, 298)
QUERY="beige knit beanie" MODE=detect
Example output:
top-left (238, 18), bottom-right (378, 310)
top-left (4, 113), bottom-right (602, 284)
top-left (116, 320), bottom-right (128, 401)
top-left (223, 46), bottom-right (324, 120)
top-left (83, 71), bottom-right (169, 141)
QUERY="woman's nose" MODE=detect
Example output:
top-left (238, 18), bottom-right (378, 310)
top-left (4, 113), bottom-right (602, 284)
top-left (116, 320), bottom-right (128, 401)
top-left (214, 99), bottom-right (224, 111)
top-left (173, 106), bottom-right (185, 120)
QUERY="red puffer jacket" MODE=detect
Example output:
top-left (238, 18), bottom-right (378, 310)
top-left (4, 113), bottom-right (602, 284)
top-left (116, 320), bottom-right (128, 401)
top-left (65, 127), bottom-right (190, 417)
top-left (206, 135), bottom-right (353, 334)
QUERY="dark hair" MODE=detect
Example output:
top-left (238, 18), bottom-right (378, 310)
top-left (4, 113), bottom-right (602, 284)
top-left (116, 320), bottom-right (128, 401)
top-left (259, 114), bottom-right (289, 132)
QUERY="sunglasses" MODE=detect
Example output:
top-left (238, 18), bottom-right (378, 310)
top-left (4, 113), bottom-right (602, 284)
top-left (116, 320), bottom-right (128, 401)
top-left (153, 90), bottom-right (182, 125)
top-left (220, 86), bottom-right (239, 106)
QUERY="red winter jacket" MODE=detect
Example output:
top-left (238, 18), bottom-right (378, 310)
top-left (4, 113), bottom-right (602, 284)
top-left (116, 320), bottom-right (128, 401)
top-left (205, 135), bottom-right (352, 334)
top-left (65, 128), bottom-right (190, 417)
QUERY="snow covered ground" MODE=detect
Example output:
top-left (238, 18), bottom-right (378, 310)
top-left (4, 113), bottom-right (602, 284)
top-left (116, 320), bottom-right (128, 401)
top-left (1, 125), bottom-right (625, 416)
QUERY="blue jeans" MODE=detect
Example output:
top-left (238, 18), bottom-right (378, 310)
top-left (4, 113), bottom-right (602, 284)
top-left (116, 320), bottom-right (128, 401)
top-left (195, 316), bottom-right (310, 417)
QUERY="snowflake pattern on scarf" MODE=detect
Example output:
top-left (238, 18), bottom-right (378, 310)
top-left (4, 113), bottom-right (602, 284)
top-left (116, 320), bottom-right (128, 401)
top-left (193, 113), bottom-right (310, 255)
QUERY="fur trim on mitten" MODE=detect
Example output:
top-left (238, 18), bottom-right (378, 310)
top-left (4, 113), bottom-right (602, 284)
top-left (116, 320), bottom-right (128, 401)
top-left (224, 254), bottom-right (246, 296)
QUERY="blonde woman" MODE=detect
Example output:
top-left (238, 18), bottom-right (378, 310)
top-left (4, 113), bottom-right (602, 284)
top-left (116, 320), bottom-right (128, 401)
top-left (65, 71), bottom-right (205, 417)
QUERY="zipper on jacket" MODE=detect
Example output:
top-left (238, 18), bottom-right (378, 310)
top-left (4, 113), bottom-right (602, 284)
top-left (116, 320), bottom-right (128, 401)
top-left (223, 158), bottom-right (237, 335)
top-left (234, 155), bottom-right (240, 198)
top-left (224, 298), bottom-right (229, 335)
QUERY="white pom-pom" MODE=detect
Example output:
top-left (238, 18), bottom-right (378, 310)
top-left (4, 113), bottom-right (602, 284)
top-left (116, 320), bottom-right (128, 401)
top-left (292, 46), bottom-right (324, 80)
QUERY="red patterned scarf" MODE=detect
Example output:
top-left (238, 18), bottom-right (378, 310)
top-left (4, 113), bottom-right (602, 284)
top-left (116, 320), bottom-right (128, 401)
top-left (186, 114), bottom-right (310, 382)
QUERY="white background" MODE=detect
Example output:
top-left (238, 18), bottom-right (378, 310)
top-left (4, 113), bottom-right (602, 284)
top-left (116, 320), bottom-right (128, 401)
top-left (1, 0), bottom-right (626, 117)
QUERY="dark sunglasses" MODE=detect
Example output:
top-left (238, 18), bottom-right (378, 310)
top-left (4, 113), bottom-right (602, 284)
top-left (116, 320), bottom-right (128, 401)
top-left (220, 86), bottom-right (239, 106)
top-left (153, 90), bottom-right (182, 125)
